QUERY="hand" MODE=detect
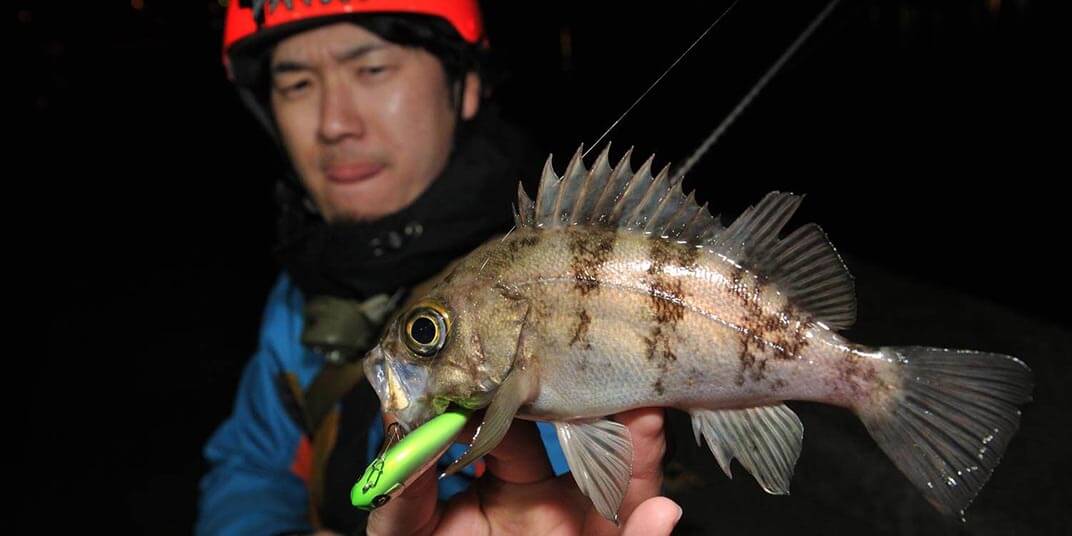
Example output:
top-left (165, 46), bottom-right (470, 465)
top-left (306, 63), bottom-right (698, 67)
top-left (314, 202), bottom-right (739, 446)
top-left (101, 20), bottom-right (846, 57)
top-left (366, 408), bottom-right (681, 536)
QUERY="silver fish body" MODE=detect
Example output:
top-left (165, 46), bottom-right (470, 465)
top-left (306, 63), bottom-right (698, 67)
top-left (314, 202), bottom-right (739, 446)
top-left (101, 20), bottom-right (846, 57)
top-left (487, 226), bottom-right (889, 421)
top-left (364, 146), bottom-right (1032, 523)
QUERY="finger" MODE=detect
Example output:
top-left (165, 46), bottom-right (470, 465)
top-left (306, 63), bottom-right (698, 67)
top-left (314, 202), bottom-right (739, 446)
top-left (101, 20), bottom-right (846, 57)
top-left (483, 419), bottom-right (554, 484)
top-left (614, 407), bottom-right (667, 516)
top-left (621, 497), bottom-right (682, 536)
top-left (366, 414), bottom-right (441, 536)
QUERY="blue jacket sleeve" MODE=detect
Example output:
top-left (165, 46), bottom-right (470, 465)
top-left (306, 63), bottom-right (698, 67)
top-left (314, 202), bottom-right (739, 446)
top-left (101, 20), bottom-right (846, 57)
top-left (196, 274), bottom-right (324, 536)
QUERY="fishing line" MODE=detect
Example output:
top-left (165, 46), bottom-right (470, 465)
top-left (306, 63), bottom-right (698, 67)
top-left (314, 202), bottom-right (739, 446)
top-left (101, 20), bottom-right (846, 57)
top-left (673, 0), bottom-right (843, 181)
top-left (583, 0), bottom-right (742, 159)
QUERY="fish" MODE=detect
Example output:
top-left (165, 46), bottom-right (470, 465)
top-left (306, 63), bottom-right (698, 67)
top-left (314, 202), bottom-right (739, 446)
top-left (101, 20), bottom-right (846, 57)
top-left (363, 144), bottom-right (1033, 523)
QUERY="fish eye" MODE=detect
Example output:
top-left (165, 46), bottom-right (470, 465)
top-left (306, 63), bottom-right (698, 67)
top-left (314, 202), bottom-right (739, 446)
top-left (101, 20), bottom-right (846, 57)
top-left (411, 317), bottom-right (436, 344)
top-left (402, 303), bottom-right (449, 358)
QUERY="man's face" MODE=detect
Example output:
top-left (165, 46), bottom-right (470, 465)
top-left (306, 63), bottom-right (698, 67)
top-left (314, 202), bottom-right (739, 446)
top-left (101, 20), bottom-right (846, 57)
top-left (270, 22), bottom-right (478, 222)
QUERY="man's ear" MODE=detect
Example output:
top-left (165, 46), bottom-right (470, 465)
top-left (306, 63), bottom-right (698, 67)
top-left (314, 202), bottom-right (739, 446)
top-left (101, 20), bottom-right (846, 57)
top-left (461, 72), bottom-right (481, 120)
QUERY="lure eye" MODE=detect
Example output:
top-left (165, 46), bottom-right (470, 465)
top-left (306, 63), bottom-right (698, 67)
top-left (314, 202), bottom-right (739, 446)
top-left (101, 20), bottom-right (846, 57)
top-left (403, 304), bottom-right (449, 358)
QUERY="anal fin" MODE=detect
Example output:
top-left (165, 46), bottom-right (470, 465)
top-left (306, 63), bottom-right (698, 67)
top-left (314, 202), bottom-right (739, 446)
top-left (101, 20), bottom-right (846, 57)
top-left (690, 404), bottom-right (804, 494)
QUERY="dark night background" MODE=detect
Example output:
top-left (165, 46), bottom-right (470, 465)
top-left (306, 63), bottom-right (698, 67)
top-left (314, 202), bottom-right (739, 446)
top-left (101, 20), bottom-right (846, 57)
top-left (22, 0), bottom-right (1068, 534)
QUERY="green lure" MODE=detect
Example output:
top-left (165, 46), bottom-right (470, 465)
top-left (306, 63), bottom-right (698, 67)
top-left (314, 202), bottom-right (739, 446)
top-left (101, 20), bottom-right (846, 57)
top-left (351, 408), bottom-right (471, 510)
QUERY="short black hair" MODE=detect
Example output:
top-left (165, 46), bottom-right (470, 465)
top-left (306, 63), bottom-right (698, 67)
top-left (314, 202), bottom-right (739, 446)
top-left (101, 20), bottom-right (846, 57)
top-left (354, 14), bottom-right (486, 91)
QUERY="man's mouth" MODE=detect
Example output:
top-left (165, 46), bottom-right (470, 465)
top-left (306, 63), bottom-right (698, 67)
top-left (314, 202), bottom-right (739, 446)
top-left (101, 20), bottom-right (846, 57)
top-left (324, 161), bottom-right (385, 184)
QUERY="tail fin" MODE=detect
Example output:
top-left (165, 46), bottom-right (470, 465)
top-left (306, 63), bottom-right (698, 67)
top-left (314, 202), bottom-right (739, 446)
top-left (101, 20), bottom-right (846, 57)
top-left (857, 346), bottom-right (1033, 518)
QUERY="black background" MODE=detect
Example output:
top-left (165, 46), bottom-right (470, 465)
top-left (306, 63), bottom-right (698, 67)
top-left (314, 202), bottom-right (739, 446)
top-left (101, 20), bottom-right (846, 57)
top-left (22, 0), bottom-right (1069, 533)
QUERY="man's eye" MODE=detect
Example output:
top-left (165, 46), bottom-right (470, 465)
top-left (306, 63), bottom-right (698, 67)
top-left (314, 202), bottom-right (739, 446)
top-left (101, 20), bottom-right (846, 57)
top-left (358, 65), bottom-right (393, 79)
top-left (277, 79), bottom-right (311, 98)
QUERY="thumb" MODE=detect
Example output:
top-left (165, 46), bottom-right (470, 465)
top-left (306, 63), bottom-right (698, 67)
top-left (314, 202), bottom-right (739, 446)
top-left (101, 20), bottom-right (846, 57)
top-left (621, 497), bottom-right (682, 536)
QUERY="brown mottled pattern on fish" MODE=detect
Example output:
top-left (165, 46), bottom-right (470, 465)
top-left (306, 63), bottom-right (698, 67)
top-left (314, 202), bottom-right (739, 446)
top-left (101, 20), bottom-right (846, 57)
top-left (726, 266), bottom-right (817, 387)
top-left (569, 308), bottom-right (593, 351)
top-left (505, 232), bottom-right (541, 260)
top-left (644, 234), bottom-right (694, 397)
top-left (567, 227), bottom-right (616, 295)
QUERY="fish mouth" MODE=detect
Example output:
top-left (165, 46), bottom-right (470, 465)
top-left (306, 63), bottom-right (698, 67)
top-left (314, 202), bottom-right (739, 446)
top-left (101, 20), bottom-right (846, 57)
top-left (364, 345), bottom-right (434, 432)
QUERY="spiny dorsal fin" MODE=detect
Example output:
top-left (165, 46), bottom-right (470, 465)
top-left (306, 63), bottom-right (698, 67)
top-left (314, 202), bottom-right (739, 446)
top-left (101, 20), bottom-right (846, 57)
top-left (533, 151), bottom-right (563, 225)
top-left (521, 145), bottom-right (722, 243)
top-left (591, 146), bottom-right (635, 225)
top-left (568, 144), bottom-right (613, 225)
top-left (515, 181), bottom-right (535, 228)
top-left (515, 145), bottom-right (856, 330)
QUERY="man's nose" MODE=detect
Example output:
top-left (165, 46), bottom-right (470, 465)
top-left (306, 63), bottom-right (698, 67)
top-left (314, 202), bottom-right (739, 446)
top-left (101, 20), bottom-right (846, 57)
top-left (318, 78), bottom-right (365, 142)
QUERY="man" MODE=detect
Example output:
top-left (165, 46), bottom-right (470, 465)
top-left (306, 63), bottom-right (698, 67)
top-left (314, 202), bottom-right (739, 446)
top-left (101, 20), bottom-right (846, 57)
top-left (199, 2), bottom-right (681, 534)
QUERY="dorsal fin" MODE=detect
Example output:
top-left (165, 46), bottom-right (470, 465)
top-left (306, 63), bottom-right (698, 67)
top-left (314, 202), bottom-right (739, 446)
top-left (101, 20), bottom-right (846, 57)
top-left (591, 146), bottom-right (635, 225)
top-left (521, 145), bottom-right (722, 243)
top-left (709, 192), bottom-right (856, 329)
top-left (568, 144), bottom-right (613, 225)
top-left (515, 145), bottom-right (856, 329)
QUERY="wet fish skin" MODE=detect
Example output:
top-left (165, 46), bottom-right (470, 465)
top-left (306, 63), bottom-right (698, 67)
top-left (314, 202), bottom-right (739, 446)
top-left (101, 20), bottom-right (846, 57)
top-left (364, 146), bottom-right (1033, 522)
top-left (480, 226), bottom-right (894, 421)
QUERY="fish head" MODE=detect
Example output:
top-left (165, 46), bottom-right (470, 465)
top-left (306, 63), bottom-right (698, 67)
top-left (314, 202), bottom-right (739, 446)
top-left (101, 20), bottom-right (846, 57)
top-left (364, 283), bottom-right (529, 431)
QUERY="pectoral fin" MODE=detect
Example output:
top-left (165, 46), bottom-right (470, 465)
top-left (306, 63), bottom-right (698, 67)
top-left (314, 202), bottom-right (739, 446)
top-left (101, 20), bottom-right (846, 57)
top-left (554, 419), bottom-right (634, 524)
top-left (690, 404), bottom-right (804, 494)
top-left (442, 369), bottom-right (535, 476)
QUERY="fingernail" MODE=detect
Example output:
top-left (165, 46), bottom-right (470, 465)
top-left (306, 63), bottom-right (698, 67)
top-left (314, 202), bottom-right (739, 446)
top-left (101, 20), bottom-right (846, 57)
top-left (673, 504), bottom-right (683, 524)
